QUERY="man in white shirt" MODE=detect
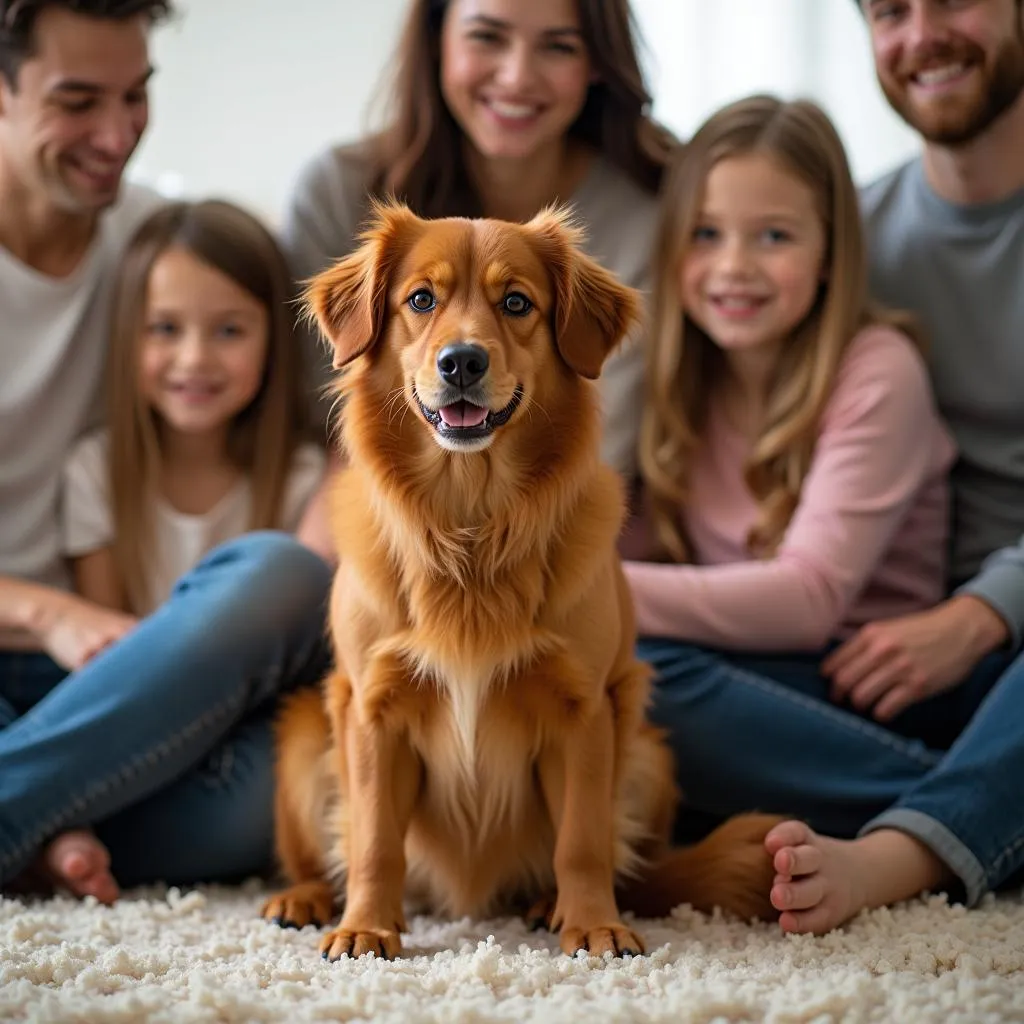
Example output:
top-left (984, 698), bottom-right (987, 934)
top-left (0, 1), bottom-right (333, 904)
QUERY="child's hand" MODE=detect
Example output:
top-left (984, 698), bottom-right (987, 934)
top-left (39, 595), bottom-right (139, 671)
top-left (822, 596), bottom-right (1008, 721)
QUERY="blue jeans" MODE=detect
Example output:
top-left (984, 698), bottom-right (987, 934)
top-left (0, 531), bottom-right (332, 888)
top-left (639, 639), bottom-right (1024, 906)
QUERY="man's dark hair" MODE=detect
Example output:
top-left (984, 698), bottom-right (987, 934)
top-left (0, 0), bottom-right (173, 86)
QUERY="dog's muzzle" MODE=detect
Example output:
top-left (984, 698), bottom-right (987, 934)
top-left (415, 343), bottom-right (523, 447)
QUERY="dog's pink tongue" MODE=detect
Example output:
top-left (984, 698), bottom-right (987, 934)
top-left (439, 401), bottom-right (488, 428)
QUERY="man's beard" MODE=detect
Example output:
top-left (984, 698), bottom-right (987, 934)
top-left (880, 32), bottom-right (1024, 146)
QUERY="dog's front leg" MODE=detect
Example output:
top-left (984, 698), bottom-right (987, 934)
top-left (320, 657), bottom-right (420, 962)
top-left (540, 694), bottom-right (644, 957)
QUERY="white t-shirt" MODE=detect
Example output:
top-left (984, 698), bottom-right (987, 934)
top-left (60, 431), bottom-right (326, 615)
top-left (0, 184), bottom-right (165, 592)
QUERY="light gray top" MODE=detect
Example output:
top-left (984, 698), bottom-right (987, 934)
top-left (861, 159), bottom-right (1024, 645)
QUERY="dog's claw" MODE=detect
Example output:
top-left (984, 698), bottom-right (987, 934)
top-left (560, 923), bottom-right (646, 958)
top-left (319, 925), bottom-right (402, 962)
top-left (261, 882), bottom-right (336, 931)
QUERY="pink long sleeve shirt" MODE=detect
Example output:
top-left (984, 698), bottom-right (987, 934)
top-left (622, 326), bottom-right (957, 651)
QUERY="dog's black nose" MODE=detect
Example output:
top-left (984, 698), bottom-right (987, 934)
top-left (437, 343), bottom-right (489, 389)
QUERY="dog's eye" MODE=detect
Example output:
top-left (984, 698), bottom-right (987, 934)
top-left (408, 289), bottom-right (436, 313)
top-left (502, 292), bottom-right (532, 317)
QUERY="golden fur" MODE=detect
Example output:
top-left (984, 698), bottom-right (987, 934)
top-left (262, 201), bottom-right (781, 960)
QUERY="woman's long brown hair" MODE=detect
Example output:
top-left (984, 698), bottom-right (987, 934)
top-left (106, 200), bottom-right (307, 612)
top-left (365, 0), bottom-right (675, 216)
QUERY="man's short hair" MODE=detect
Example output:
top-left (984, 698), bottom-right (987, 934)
top-left (0, 0), bottom-right (174, 86)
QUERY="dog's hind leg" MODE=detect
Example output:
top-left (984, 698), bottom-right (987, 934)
top-left (261, 686), bottom-right (338, 930)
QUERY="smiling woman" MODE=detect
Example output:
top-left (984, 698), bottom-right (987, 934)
top-left (282, 0), bottom-right (676, 482)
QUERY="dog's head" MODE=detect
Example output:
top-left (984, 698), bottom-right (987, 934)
top-left (304, 200), bottom-right (640, 455)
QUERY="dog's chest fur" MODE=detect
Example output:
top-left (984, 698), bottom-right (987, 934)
top-left (334, 466), bottom-right (606, 916)
top-left (402, 664), bottom-right (564, 917)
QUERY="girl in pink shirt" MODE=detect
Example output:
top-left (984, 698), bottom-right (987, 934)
top-left (624, 96), bottom-right (983, 937)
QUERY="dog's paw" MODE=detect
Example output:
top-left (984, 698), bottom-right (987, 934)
top-left (319, 925), bottom-right (402, 961)
top-left (559, 921), bottom-right (645, 958)
top-left (524, 893), bottom-right (556, 932)
top-left (261, 881), bottom-right (335, 930)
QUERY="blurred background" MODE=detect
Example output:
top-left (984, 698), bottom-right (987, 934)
top-left (129, 0), bottom-right (919, 223)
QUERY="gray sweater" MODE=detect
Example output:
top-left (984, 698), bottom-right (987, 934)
top-left (861, 160), bottom-right (1024, 645)
top-left (279, 142), bottom-right (660, 481)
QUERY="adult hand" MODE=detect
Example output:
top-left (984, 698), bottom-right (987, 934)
top-left (38, 594), bottom-right (139, 671)
top-left (822, 595), bottom-right (1008, 722)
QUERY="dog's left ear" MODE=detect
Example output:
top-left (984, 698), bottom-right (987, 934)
top-left (303, 199), bottom-right (421, 370)
top-left (526, 206), bottom-right (642, 380)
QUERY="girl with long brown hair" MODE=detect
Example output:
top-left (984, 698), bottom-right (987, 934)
top-left (621, 95), bottom-right (963, 934)
top-left (284, 0), bottom-right (675, 484)
top-left (61, 200), bottom-right (324, 616)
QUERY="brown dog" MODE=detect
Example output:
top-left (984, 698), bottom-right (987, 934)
top-left (262, 201), bottom-right (780, 961)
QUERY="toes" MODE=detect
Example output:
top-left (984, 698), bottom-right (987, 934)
top-left (319, 928), bottom-right (401, 962)
top-left (84, 871), bottom-right (120, 906)
top-left (764, 820), bottom-right (813, 856)
top-left (60, 848), bottom-right (91, 881)
top-left (261, 883), bottom-right (334, 930)
top-left (559, 923), bottom-right (645, 958)
top-left (45, 831), bottom-right (108, 877)
top-left (771, 873), bottom-right (825, 913)
top-left (773, 842), bottom-right (823, 878)
top-left (778, 904), bottom-right (841, 936)
top-left (43, 832), bottom-right (119, 904)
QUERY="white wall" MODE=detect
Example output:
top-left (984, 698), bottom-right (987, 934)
top-left (130, 0), bottom-right (408, 220)
top-left (632, 0), bottom-right (919, 185)
top-left (129, 0), bottom-right (922, 224)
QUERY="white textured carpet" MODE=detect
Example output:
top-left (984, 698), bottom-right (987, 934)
top-left (2, 883), bottom-right (1023, 1023)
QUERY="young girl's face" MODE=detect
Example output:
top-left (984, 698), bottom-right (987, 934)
top-left (138, 246), bottom-right (269, 441)
top-left (681, 152), bottom-right (827, 363)
top-left (439, 0), bottom-right (593, 163)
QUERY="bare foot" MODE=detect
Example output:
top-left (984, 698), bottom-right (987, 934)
top-left (41, 830), bottom-right (120, 905)
top-left (765, 821), bottom-right (950, 936)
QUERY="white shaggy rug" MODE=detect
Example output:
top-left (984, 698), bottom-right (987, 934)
top-left (2, 883), bottom-right (1024, 1023)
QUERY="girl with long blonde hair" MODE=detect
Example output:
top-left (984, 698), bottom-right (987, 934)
top-left (622, 95), bottom-right (961, 935)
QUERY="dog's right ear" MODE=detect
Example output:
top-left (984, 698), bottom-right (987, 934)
top-left (525, 205), bottom-right (642, 380)
top-left (303, 199), bottom-right (421, 369)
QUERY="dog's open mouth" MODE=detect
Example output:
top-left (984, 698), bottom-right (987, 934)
top-left (416, 386), bottom-right (524, 443)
